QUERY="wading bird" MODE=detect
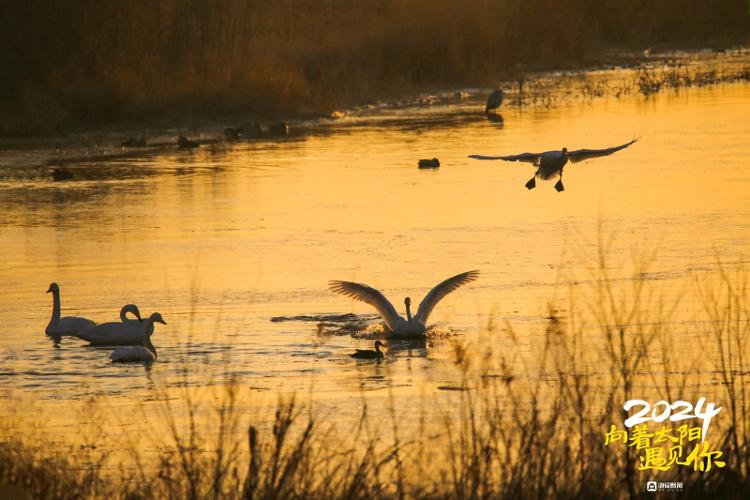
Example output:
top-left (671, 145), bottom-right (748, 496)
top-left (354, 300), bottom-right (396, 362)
top-left (485, 89), bottom-right (504, 113)
top-left (469, 138), bottom-right (637, 191)
top-left (329, 270), bottom-right (479, 338)
top-left (76, 312), bottom-right (166, 346)
top-left (45, 283), bottom-right (96, 336)
top-left (351, 340), bottom-right (385, 359)
top-left (110, 327), bottom-right (158, 363)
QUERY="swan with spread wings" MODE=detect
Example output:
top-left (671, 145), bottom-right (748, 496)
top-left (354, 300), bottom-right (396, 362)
top-left (329, 270), bottom-right (479, 338)
top-left (469, 138), bottom-right (638, 191)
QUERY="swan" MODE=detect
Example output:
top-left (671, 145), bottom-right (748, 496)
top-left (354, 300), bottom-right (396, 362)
top-left (119, 304), bottom-right (144, 327)
top-left (45, 283), bottom-right (96, 336)
top-left (351, 341), bottom-right (385, 359)
top-left (76, 312), bottom-right (166, 346)
top-left (329, 270), bottom-right (479, 338)
top-left (110, 330), bottom-right (157, 363)
top-left (485, 89), bottom-right (504, 113)
top-left (469, 138), bottom-right (638, 192)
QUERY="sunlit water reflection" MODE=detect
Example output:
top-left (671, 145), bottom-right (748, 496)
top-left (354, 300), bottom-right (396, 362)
top-left (1, 60), bottom-right (749, 450)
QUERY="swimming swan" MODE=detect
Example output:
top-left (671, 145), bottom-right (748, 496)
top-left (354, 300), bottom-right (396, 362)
top-left (329, 270), bottom-right (479, 338)
top-left (45, 283), bottom-right (96, 336)
top-left (469, 138), bottom-right (638, 191)
top-left (110, 328), bottom-right (158, 363)
top-left (76, 312), bottom-right (166, 346)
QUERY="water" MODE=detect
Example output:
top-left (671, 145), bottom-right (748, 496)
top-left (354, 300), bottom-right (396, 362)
top-left (1, 59), bottom-right (749, 447)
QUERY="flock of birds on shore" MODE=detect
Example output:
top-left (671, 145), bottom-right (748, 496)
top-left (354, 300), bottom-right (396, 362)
top-left (111, 88), bottom-right (638, 193)
top-left (46, 88), bottom-right (639, 363)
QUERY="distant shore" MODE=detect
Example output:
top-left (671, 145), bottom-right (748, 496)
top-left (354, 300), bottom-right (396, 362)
top-left (2, 0), bottom-right (748, 137)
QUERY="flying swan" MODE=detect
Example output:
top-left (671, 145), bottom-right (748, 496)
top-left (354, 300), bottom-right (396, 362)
top-left (45, 282), bottom-right (96, 336)
top-left (76, 311), bottom-right (166, 346)
top-left (469, 138), bottom-right (638, 191)
top-left (329, 270), bottom-right (479, 338)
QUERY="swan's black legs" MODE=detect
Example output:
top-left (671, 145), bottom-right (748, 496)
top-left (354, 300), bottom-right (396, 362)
top-left (554, 170), bottom-right (565, 192)
top-left (525, 177), bottom-right (536, 190)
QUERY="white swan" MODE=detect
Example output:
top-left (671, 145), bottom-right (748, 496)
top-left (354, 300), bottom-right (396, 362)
top-left (110, 329), bottom-right (157, 363)
top-left (119, 304), bottom-right (143, 326)
top-left (45, 282), bottom-right (96, 336)
top-left (469, 138), bottom-right (638, 191)
top-left (329, 270), bottom-right (479, 338)
top-left (76, 312), bottom-right (166, 346)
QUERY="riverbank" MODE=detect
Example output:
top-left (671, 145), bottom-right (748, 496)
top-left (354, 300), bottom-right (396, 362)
top-left (2, 0), bottom-right (748, 136)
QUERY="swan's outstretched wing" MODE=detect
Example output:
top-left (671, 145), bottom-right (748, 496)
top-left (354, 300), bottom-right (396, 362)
top-left (415, 270), bottom-right (480, 324)
top-left (329, 281), bottom-right (402, 331)
top-left (567, 138), bottom-right (638, 163)
top-left (469, 152), bottom-right (542, 164)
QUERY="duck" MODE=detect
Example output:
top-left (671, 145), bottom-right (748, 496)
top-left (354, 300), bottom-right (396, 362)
top-left (75, 312), bottom-right (166, 346)
top-left (268, 121), bottom-right (289, 136)
top-left (418, 158), bottom-right (440, 169)
top-left (224, 127), bottom-right (244, 140)
top-left (329, 270), bottom-right (479, 338)
top-left (351, 340), bottom-right (385, 359)
top-left (51, 168), bottom-right (74, 182)
top-left (485, 89), bottom-right (504, 113)
top-left (110, 331), bottom-right (157, 363)
top-left (469, 138), bottom-right (638, 192)
top-left (177, 134), bottom-right (200, 149)
top-left (45, 283), bottom-right (96, 336)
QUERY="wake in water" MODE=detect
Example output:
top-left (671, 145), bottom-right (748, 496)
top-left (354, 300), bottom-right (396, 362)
top-left (269, 312), bottom-right (462, 339)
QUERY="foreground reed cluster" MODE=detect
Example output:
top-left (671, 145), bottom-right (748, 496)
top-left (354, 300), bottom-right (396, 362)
top-left (2, 0), bottom-right (747, 133)
top-left (1, 247), bottom-right (749, 499)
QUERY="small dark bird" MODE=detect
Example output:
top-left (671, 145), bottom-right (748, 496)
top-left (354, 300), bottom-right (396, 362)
top-left (121, 137), bottom-right (147, 148)
top-left (418, 158), bottom-right (440, 169)
top-left (351, 340), bottom-right (385, 360)
top-left (485, 89), bottom-right (504, 113)
top-left (269, 121), bottom-right (289, 136)
top-left (469, 138), bottom-right (638, 192)
top-left (245, 123), bottom-right (263, 138)
top-left (51, 167), bottom-right (74, 181)
top-left (224, 127), bottom-right (244, 140)
top-left (177, 134), bottom-right (200, 149)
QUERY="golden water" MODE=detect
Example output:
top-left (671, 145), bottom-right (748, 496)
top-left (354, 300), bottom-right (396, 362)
top-left (1, 67), bottom-right (749, 449)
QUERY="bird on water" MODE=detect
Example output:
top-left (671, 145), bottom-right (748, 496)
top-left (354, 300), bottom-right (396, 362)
top-left (485, 89), bottom-right (504, 113)
top-left (351, 340), bottom-right (385, 359)
top-left (329, 270), bottom-right (479, 338)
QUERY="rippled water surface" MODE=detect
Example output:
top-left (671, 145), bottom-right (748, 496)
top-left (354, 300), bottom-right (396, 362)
top-left (1, 60), bottom-right (750, 444)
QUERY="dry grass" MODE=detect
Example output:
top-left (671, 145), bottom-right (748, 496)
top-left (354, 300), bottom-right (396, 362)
top-left (1, 245), bottom-right (750, 498)
top-left (1, 0), bottom-right (748, 134)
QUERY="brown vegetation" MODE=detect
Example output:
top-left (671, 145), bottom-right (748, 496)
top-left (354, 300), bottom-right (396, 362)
top-left (1, 246), bottom-right (750, 498)
top-left (1, 0), bottom-right (748, 134)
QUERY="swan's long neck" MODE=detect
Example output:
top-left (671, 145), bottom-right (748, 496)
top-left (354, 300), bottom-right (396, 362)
top-left (143, 320), bottom-right (157, 359)
top-left (50, 290), bottom-right (61, 326)
top-left (405, 301), bottom-right (412, 322)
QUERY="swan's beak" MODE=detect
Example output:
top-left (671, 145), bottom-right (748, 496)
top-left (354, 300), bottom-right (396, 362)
top-left (157, 319), bottom-right (167, 325)
top-left (46, 286), bottom-right (53, 293)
